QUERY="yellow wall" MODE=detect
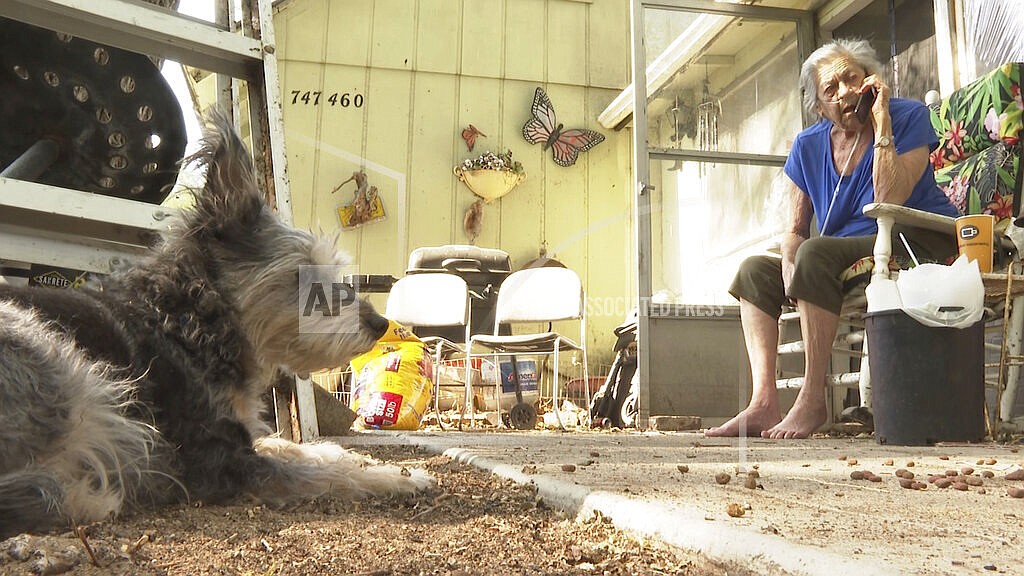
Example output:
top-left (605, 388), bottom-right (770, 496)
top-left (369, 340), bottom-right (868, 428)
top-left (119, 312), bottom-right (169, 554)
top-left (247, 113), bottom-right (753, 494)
top-left (274, 0), bottom-right (636, 367)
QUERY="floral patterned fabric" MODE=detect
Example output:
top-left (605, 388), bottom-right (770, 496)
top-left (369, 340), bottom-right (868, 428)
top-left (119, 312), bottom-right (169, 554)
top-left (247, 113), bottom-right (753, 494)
top-left (841, 63), bottom-right (1023, 284)
top-left (929, 62), bottom-right (1023, 229)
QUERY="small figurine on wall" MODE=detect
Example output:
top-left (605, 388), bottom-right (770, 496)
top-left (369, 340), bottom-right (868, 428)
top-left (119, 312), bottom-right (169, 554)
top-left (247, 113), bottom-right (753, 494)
top-left (332, 170), bottom-right (386, 229)
top-left (463, 198), bottom-right (483, 244)
top-left (522, 87), bottom-right (605, 167)
top-left (461, 124), bottom-right (486, 151)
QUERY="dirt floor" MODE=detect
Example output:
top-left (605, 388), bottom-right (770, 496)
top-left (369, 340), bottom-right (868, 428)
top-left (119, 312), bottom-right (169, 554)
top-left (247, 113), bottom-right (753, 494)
top-left (0, 444), bottom-right (732, 576)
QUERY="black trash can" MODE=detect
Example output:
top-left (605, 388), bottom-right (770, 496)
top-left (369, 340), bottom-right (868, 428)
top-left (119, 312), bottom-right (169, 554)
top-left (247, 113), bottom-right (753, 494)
top-left (865, 309), bottom-right (985, 445)
top-left (405, 244), bottom-right (511, 341)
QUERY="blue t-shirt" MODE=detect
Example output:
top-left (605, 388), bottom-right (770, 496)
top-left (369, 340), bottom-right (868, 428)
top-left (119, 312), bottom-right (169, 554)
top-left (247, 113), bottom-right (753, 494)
top-left (784, 97), bottom-right (957, 237)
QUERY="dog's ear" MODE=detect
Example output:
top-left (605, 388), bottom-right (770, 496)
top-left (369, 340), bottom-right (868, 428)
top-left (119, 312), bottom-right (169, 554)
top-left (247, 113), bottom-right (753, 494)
top-left (185, 110), bottom-right (265, 230)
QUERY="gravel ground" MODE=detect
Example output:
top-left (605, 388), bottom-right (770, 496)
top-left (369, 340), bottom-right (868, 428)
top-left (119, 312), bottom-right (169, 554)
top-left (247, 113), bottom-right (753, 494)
top-left (0, 444), bottom-right (732, 576)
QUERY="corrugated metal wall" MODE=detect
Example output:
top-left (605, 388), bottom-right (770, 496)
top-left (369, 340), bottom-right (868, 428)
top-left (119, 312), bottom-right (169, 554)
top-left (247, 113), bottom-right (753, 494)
top-left (274, 0), bottom-right (636, 365)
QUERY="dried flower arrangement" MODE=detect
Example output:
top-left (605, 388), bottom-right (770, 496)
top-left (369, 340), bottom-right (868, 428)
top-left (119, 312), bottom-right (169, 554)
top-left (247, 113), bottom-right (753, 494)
top-left (457, 150), bottom-right (524, 175)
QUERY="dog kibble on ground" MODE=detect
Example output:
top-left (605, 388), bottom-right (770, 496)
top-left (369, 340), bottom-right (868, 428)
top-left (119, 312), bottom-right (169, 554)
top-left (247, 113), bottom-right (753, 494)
top-left (726, 503), bottom-right (745, 517)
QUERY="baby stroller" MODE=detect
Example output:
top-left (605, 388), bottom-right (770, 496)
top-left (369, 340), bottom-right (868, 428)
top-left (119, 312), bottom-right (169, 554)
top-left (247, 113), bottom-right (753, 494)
top-left (589, 308), bottom-right (638, 428)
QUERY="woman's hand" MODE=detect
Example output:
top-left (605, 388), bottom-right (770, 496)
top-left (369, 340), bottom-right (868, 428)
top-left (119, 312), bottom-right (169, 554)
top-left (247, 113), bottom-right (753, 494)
top-left (859, 74), bottom-right (890, 128)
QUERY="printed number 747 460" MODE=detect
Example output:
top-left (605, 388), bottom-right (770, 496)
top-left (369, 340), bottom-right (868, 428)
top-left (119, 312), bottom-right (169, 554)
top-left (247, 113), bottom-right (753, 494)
top-left (290, 90), bottom-right (365, 107)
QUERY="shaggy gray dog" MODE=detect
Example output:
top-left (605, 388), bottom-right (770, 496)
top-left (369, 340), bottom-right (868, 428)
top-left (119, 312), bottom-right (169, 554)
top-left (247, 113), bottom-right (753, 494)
top-left (0, 113), bottom-right (432, 539)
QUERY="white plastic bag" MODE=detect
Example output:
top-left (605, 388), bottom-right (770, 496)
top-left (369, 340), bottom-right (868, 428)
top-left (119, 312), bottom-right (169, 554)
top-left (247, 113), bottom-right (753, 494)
top-left (895, 254), bottom-right (984, 328)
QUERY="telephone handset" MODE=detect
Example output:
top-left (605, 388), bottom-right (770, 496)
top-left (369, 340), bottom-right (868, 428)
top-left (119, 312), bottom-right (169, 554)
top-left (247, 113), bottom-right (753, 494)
top-left (854, 87), bottom-right (877, 123)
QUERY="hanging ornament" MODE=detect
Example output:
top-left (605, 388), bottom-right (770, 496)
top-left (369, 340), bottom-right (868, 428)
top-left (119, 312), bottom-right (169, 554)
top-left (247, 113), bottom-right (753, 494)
top-left (463, 198), bottom-right (483, 244)
top-left (696, 64), bottom-right (721, 175)
top-left (461, 124), bottom-right (487, 151)
top-left (333, 170), bottom-right (386, 229)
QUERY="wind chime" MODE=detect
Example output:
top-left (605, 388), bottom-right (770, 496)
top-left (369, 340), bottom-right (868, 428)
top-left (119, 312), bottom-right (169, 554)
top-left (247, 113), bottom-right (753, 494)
top-left (667, 95), bottom-right (684, 172)
top-left (695, 64), bottom-right (721, 174)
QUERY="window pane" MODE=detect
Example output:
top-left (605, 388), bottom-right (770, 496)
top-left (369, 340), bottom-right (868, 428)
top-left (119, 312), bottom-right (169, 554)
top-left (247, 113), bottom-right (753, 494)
top-left (648, 158), bottom-right (790, 305)
top-left (644, 8), bottom-right (803, 156)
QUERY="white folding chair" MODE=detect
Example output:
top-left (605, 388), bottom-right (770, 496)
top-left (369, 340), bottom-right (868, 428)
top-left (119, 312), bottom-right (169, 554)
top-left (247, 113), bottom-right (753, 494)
top-left (465, 267), bottom-right (589, 430)
top-left (385, 273), bottom-right (471, 428)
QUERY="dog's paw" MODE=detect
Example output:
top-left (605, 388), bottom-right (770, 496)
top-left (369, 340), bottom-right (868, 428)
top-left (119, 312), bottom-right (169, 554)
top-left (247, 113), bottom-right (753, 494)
top-left (255, 437), bottom-right (375, 466)
top-left (400, 466), bottom-right (436, 492)
top-left (361, 463), bottom-right (435, 497)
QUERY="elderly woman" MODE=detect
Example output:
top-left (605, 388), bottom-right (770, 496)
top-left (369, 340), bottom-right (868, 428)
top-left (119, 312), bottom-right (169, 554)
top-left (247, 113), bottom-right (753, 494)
top-left (706, 38), bottom-right (958, 439)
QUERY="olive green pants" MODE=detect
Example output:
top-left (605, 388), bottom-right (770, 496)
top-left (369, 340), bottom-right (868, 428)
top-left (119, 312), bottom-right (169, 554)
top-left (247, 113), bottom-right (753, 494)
top-left (729, 225), bottom-right (957, 319)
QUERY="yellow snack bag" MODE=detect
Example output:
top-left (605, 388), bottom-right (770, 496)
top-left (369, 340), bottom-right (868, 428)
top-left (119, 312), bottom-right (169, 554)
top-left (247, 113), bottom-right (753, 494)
top-left (349, 320), bottom-right (433, 430)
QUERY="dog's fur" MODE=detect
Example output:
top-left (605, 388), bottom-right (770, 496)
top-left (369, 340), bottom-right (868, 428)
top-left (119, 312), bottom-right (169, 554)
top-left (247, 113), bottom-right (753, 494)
top-left (0, 113), bottom-right (431, 540)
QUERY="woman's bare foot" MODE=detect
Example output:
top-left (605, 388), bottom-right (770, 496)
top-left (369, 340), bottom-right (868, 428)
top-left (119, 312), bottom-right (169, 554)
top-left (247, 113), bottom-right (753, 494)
top-left (705, 406), bottom-right (780, 437)
top-left (761, 402), bottom-right (828, 439)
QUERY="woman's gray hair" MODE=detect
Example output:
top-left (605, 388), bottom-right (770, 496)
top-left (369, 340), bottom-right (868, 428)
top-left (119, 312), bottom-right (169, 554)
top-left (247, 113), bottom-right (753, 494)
top-left (800, 38), bottom-right (885, 117)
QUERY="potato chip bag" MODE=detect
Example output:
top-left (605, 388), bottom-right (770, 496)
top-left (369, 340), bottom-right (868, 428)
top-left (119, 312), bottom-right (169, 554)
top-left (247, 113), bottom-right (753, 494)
top-left (349, 320), bottom-right (433, 430)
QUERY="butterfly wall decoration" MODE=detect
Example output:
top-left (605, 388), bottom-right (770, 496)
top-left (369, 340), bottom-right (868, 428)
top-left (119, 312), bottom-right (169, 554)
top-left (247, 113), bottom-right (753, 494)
top-left (522, 87), bottom-right (605, 167)
top-left (461, 124), bottom-right (486, 151)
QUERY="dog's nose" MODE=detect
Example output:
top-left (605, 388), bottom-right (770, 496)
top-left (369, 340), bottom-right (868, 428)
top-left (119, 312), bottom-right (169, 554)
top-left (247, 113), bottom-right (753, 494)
top-left (363, 310), bottom-right (389, 339)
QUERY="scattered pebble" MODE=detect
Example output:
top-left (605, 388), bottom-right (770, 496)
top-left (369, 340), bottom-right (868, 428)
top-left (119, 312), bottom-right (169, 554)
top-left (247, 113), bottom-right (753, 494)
top-left (961, 467), bottom-right (975, 476)
top-left (981, 470), bottom-right (995, 479)
top-left (715, 472), bottom-right (731, 485)
top-left (850, 470), bottom-right (866, 480)
top-left (589, 451), bottom-right (600, 457)
top-left (952, 482), bottom-right (969, 491)
top-left (561, 464), bottom-right (576, 473)
top-left (985, 458), bottom-right (997, 465)
top-left (939, 454), bottom-right (950, 460)
top-left (744, 475), bottom-right (758, 490)
top-left (883, 459), bottom-right (894, 466)
top-left (964, 476), bottom-right (984, 487)
top-left (906, 461), bottom-right (916, 467)
top-left (935, 478), bottom-right (953, 489)
top-left (677, 465), bottom-right (689, 474)
top-left (1008, 486), bottom-right (1024, 498)
top-left (945, 470), bottom-right (959, 477)
top-left (895, 469), bottom-right (914, 480)
top-left (1005, 469), bottom-right (1024, 481)
top-left (847, 458), bottom-right (859, 466)
top-left (898, 478), bottom-right (915, 489)
top-left (726, 503), bottom-right (745, 517)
